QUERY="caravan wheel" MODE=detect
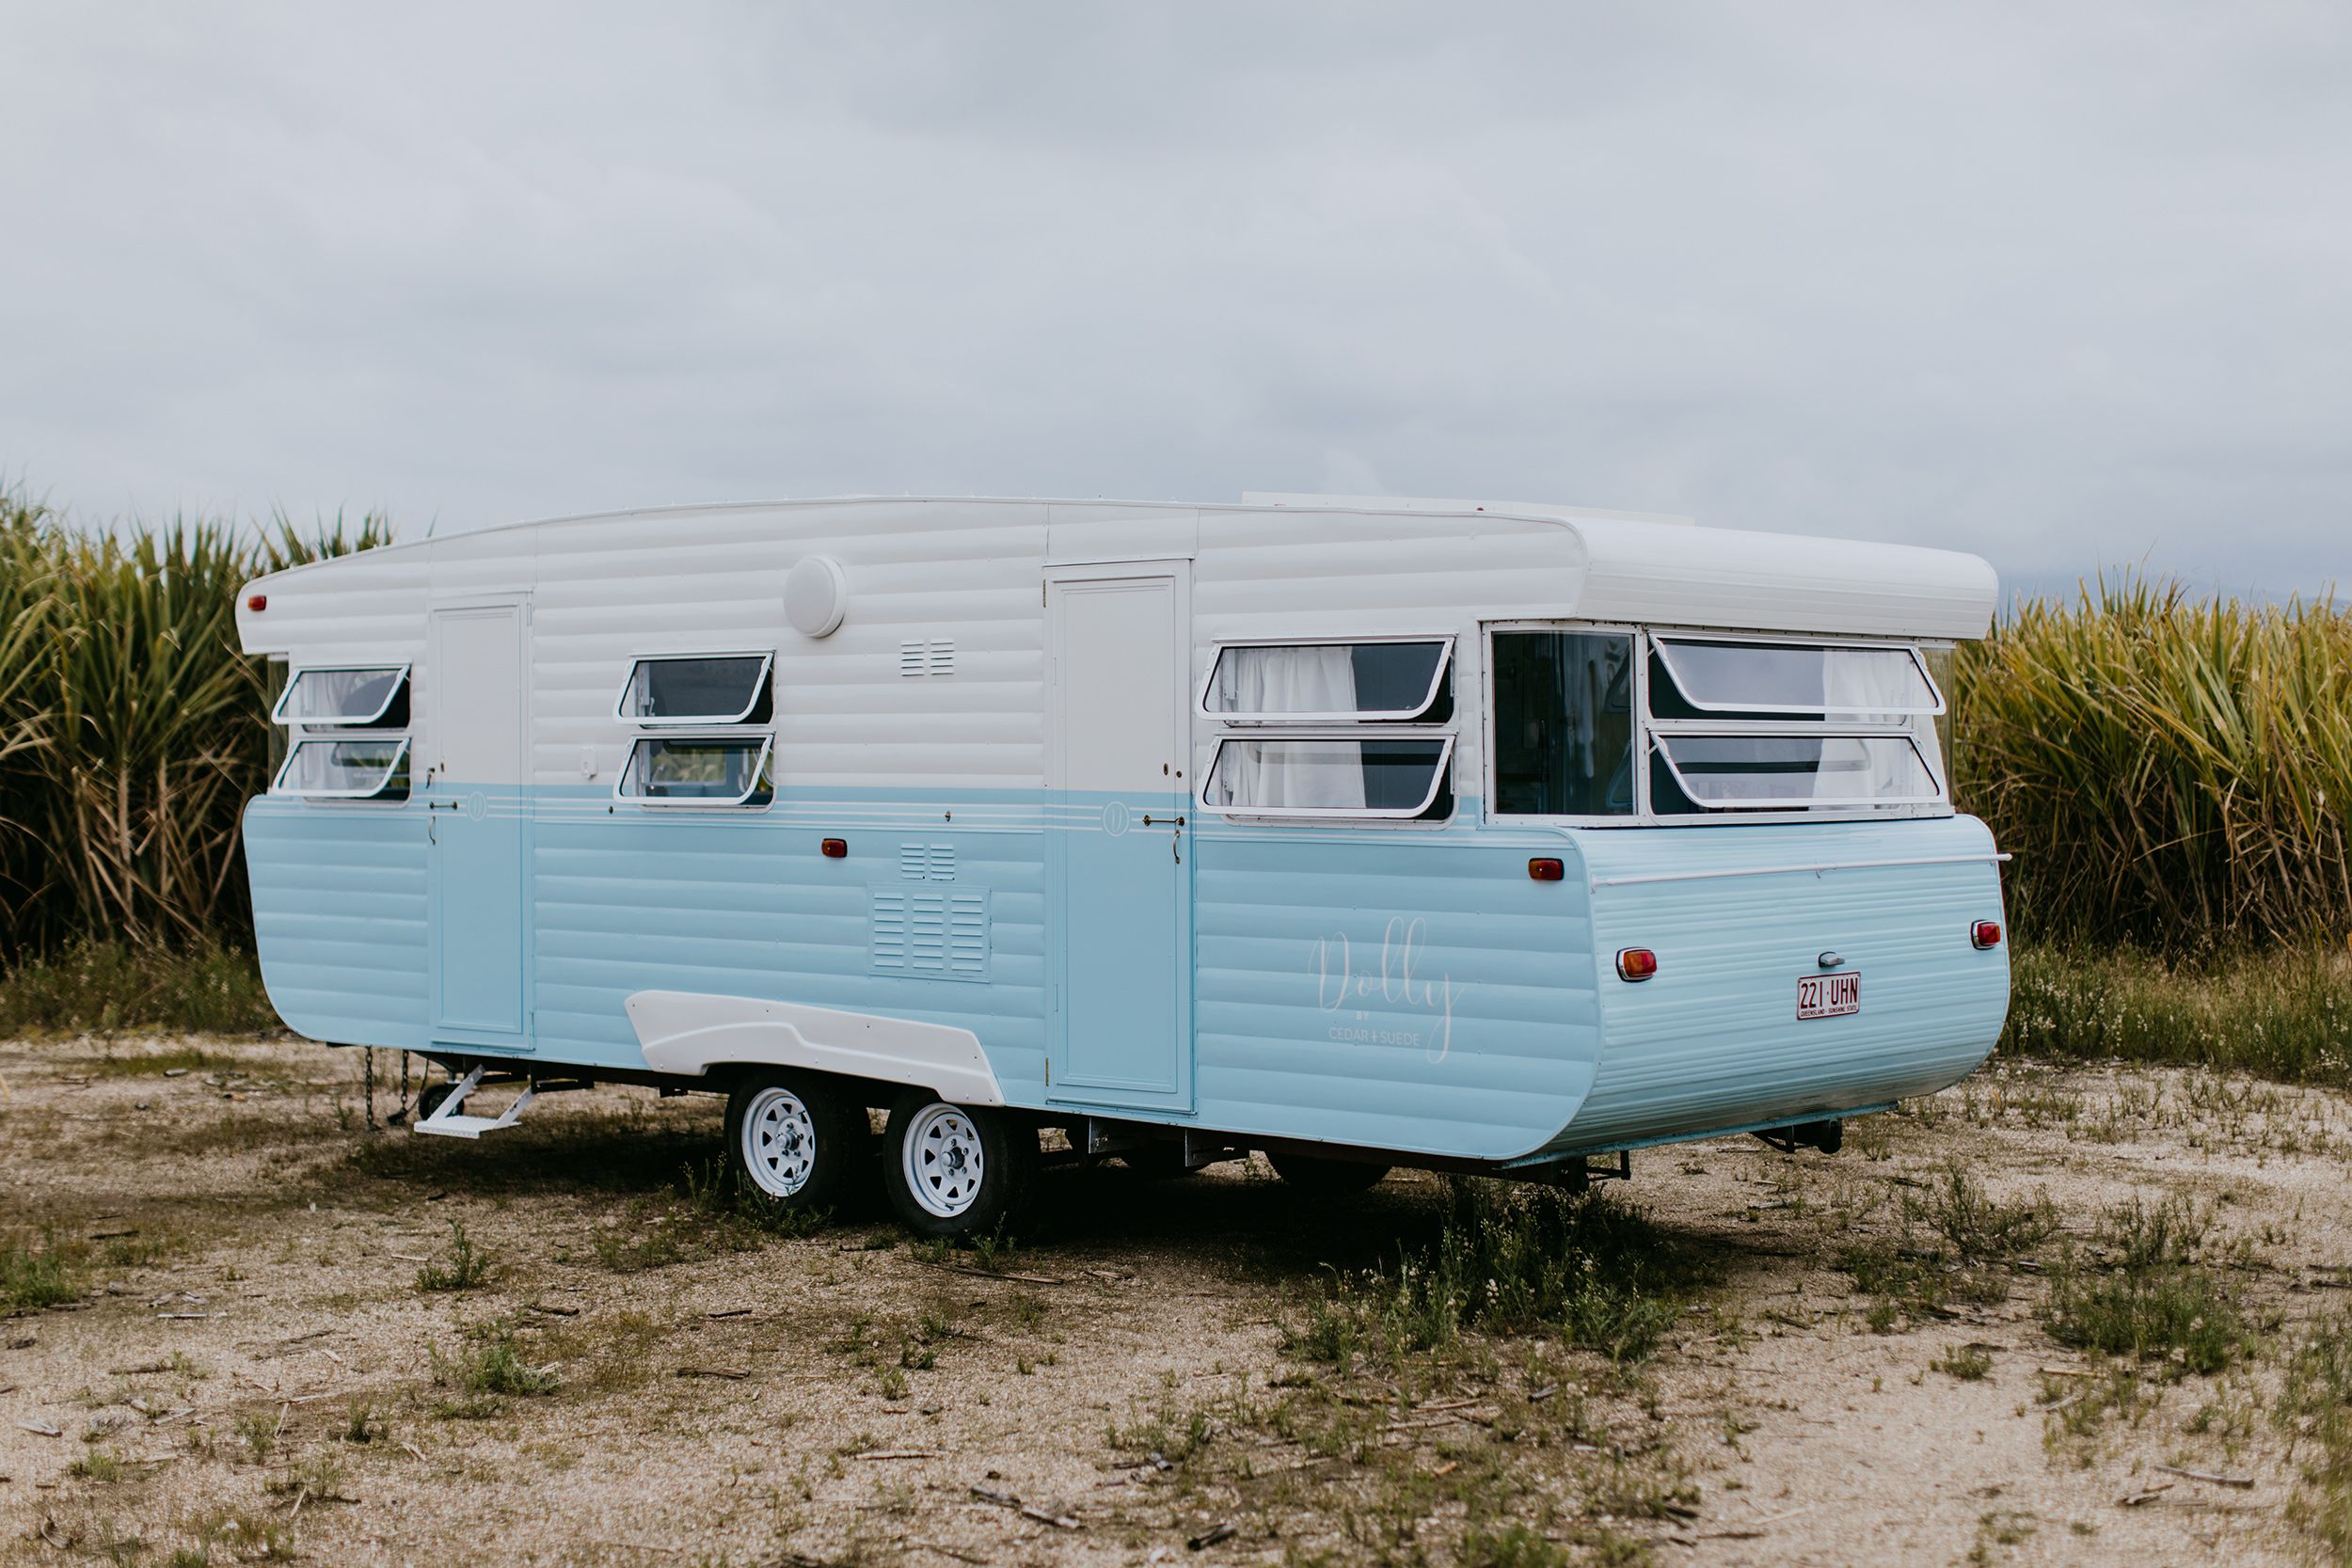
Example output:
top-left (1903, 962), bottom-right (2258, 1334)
top-left (724, 1072), bottom-right (860, 1217)
top-left (883, 1096), bottom-right (1037, 1240)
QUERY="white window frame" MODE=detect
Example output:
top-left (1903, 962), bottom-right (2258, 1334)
top-left (271, 736), bottom-right (413, 800)
top-left (1482, 621), bottom-right (1955, 828)
top-left (1200, 731), bottom-right (1457, 821)
top-left (1649, 729), bottom-right (1944, 812)
top-left (1648, 632), bottom-right (1946, 718)
top-left (612, 650), bottom-right (775, 727)
top-left (1196, 635), bottom-right (1455, 724)
top-left (270, 663), bottom-right (412, 727)
top-left (1482, 621), bottom-right (1644, 827)
top-left (613, 732), bottom-right (776, 810)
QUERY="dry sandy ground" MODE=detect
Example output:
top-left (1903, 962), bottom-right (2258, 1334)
top-left (4, 1034), bottom-right (2350, 1568)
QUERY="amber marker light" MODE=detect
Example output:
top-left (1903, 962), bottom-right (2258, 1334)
top-left (1528, 857), bottom-right (1565, 881)
top-left (246, 594), bottom-right (267, 611)
top-left (1616, 947), bottom-right (1659, 982)
top-left (820, 838), bottom-right (849, 859)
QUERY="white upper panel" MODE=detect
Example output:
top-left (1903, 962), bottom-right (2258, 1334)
top-left (233, 495), bottom-right (1997, 795)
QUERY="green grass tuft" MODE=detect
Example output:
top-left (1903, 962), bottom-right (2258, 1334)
top-left (1, 1233), bottom-right (78, 1309)
top-left (1287, 1180), bottom-right (1698, 1369)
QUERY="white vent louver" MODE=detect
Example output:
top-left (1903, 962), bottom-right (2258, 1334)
top-left (900, 843), bottom-right (955, 880)
top-left (898, 639), bottom-right (955, 676)
top-left (871, 890), bottom-right (987, 978)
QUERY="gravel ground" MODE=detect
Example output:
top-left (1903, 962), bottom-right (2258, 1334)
top-left (4, 1033), bottom-right (2348, 1567)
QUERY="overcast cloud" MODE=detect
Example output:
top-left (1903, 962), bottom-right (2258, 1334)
top-left (1, 3), bottom-right (2345, 598)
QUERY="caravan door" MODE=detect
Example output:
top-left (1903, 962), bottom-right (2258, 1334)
top-left (426, 601), bottom-right (531, 1051)
top-left (1045, 564), bottom-right (1193, 1111)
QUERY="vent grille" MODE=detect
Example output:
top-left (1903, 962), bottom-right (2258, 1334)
top-left (899, 843), bottom-right (955, 880)
top-left (898, 639), bottom-right (956, 676)
top-left (871, 890), bottom-right (988, 979)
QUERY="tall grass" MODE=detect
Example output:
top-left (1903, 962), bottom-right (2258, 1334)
top-left (1954, 577), bottom-right (2352, 950)
top-left (2000, 943), bottom-right (2352, 1086)
top-left (0, 480), bottom-right (387, 963)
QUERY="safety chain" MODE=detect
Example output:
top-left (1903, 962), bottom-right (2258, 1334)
top-left (359, 1047), bottom-right (420, 1132)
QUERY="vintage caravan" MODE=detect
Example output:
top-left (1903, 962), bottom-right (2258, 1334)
top-left (235, 494), bottom-right (2010, 1237)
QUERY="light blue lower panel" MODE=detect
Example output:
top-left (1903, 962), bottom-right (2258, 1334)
top-left (1550, 816), bottom-right (2010, 1153)
top-left (1048, 792), bottom-right (1190, 1111)
top-left (432, 807), bottom-right (526, 1042)
top-left (244, 786), bottom-right (2009, 1166)
top-left (244, 797), bottom-right (431, 1051)
top-left (1184, 815), bottom-right (1597, 1162)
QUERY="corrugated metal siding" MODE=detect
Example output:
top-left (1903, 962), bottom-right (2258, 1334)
top-left (528, 796), bottom-right (1047, 1077)
top-left (1552, 816), bottom-right (2009, 1152)
top-left (1188, 819), bottom-right (1597, 1161)
top-left (243, 799), bottom-right (431, 1048)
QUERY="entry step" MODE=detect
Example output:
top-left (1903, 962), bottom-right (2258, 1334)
top-left (415, 1067), bottom-right (538, 1139)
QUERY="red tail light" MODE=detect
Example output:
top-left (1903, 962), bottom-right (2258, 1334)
top-left (820, 838), bottom-right (848, 859)
top-left (1528, 857), bottom-right (1564, 881)
top-left (246, 594), bottom-right (267, 611)
top-left (1616, 947), bottom-right (1659, 982)
top-left (1971, 920), bottom-right (2002, 950)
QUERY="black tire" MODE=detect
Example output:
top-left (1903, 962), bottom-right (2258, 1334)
top-left (723, 1070), bottom-right (863, 1219)
top-left (882, 1094), bottom-right (1038, 1241)
top-left (1267, 1150), bottom-right (1391, 1196)
top-left (410, 1077), bottom-right (459, 1124)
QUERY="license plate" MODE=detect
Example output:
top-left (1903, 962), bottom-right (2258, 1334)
top-left (1797, 972), bottom-right (1860, 1020)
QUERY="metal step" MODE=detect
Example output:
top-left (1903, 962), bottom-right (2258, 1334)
top-left (414, 1067), bottom-right (539, 1139)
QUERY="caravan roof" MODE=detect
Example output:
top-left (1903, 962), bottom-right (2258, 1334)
top-left (237, 493), bottom-right (1998, 649)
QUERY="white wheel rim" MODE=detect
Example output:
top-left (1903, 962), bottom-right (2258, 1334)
top-left (902, 1103), bottom-right (986, 1219)
top-left (741, 1087), bottom-right (819, 1198)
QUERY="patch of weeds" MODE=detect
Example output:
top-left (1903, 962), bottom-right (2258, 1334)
top-left (1284, 1180), bottom-right (1699, 1370)
top-left (2273, 1306), bottom-right (2352, 1557)
top-left (2040, 1365), bottom-right (2153, 1465)
top-left (680, 1156), bottom-right (831, 1241)
top-left (543, 1308), bottom-right (664, 1395)
top-left (68, 1448), bottom-right (126, 1483)
top-left (263, 1454), bottom-right (352, 1502)
top-left (2, 1231), bottom-right (78, 1309)
top-left (1968, 1509), bottom-right (2037, 1561)
top-left (591, 1164), bottom-right (827, 1275)
top-left (415, 1219), bottom-right (495, 1292)
top-left (1460, 1521), bottom-right (1570, 1568)
top-left (1919, 1161), bottom-right (2057, 1262)
top-left (1933, 1343), bottom-right (1995, 1382)
top-left (188, 1510), bottom-right (294, 1562)
top-left (1108, 1402), bottom-right (1215, 1465)
top-left (430, 1325), bottom-right (556, 1417)
top-left (969, 1227), bottom-right (1021, 1273)
top-left (2043, 1196), bottom-right (2250, 1374)
top-left (233, 1409), bottom-right (281, 1464)
top-left (1581, 1450), bottom-right (1699, 1521)
top-left (340, 1400), bottom-right (386, 1444)
top-left (1840, 1163), bottom-right (2054, 1330)
top-left (876, 1367), bottom-right (909, 1401)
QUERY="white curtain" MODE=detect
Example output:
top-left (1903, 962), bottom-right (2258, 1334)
top-left (1212, 646), bottom-right (1366, 809)
top-left (1817, 650), bottom-right (1921, 801)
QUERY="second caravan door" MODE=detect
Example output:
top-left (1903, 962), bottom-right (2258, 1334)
top-left (1046, 565), bottom-right (1192, 1111)
top-left (428, 602), bottom-right (530, 1048)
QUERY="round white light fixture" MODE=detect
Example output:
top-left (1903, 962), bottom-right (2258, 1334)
top-left (784, 555), bottom-right (849, 638)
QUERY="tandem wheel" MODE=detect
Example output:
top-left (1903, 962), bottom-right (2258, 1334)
top-left (882, 1093), bottom-right (1038, 1241)
top-left (723, 1070), bottom-right (865, 1217)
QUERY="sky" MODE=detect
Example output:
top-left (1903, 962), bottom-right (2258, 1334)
top-left (1, 3), bottom-right (2346, 601)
